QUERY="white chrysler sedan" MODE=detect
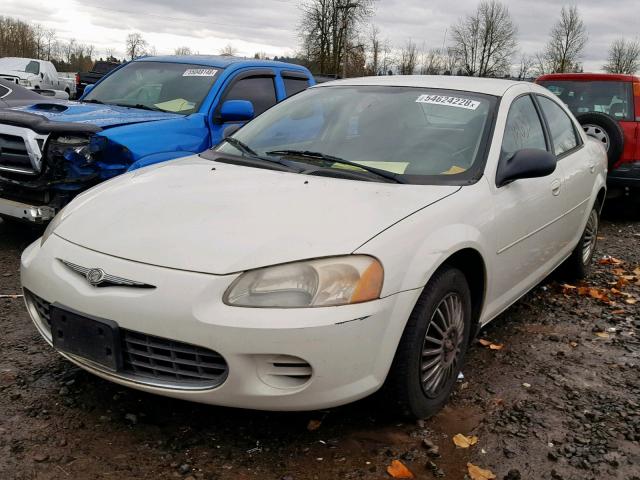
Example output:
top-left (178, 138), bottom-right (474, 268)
top-left (21, 76), bottom-right (606, 418)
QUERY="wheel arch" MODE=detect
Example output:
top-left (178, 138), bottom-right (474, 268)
top-left (434, 248), bottom-right (487, 340)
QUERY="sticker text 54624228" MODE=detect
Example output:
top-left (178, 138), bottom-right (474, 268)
top-left (416, 94), bottom-right (480, 110)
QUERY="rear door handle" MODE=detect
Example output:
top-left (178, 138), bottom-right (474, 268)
top-left (551, 179), bottom-right (561, 196)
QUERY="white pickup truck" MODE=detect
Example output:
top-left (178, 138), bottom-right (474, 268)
top-left (0, 57), bottom-right (76, 99)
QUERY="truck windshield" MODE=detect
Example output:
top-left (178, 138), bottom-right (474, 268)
top-left (538, 80), bottom-right (634, 121)
top-left (84, 61), bottom-right (221, 115)
top-left (216, 85), bottom-right (496, 184)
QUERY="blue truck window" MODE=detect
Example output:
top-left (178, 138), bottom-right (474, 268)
top-left (224, 76), bottom-right (277, 116)
top-left (283, 77), bottom-right (309, 97)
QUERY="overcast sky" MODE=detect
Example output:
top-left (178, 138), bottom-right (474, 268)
top-left (3, 0), bottom-right (639, 72)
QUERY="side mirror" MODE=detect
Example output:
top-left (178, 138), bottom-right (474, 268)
top-left (40, 72), bottom-right (44, 79)
top-left (496, 148), bottom-right (557, 187)
top-left (219, 100), bottom-right (254, 123)
top-left (82, 84), bottom-right (95, 97)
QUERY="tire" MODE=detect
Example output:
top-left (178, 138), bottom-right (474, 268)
top-left (561, 205), bottom-right (600, 279)
top-left (576, 112), bottom-right (624, 168)
top-left (386, 267), bottom-right (472, 419)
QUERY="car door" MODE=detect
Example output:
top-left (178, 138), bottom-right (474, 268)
top-left (490, 94), bottom-right (568, 311)
top-left (210, 69), bottom-right (278, 146)
top-left (535, 93), bottom-right (593, 239)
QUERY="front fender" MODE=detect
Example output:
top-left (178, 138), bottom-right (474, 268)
top-left (127, 151), bottom-right (196, 171)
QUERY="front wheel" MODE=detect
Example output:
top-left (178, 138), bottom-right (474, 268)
top-left (386, 267), bottom-right (472, 419)
top-left (561, 206), bottom-right (599, 279)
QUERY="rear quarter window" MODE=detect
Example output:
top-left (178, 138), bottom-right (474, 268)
top-left (539, 80), bottom-right (634, 121)
top-left (283, 77), bottom-right (310, 97)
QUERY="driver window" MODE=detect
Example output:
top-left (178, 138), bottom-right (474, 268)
top-left (501, 95), bottom-right (547, 161)
top-left (224, 76), bottom-right (277, 116)
top-left (25, 61), bottom-right (40, 75)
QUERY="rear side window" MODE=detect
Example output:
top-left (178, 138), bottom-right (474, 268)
top-left (224, 76), bottom-right (277, 116)
top-left (537, 96), bottom-right (579, 156)
top-left (539, 80), bottom-right (634, 121)
top-left (501, 95), bottom-right (547, 161)
top-left (283, 76), bottom-right (309, 97)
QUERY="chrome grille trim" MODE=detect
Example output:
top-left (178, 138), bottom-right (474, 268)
top-left (59, 259), bottom-right (156, 289)
top-left (24, 290), bottom-right (227, 390)
top-left (0, 124), bottom-right (47, 174)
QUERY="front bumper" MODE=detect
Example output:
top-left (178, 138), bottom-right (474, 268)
top-left (0, 197), bottom-right (55, 222)
top-left (21, 235), bottom-right (420, 411)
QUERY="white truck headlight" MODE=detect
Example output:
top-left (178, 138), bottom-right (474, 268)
top-left (224, 256), bottom-right (384, 308)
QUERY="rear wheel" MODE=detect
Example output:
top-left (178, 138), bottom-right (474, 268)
top-left (561, 205), bottom-right (599, 279)
top-left (386, 267), bottom-right (472, 419)
top-left (576, 112), bottom-right (624, 168)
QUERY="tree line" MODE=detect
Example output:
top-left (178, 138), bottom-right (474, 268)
top-left (296, 0), bottom-right (640, 78)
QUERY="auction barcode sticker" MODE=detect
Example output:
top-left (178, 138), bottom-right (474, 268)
top-left (183, 69), bottom-right (218, 77)
top-left (416, 94), bottom-right (480, 110)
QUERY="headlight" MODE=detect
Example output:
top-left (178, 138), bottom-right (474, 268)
top-left (41, 205), bottom-right (70, 246)
top-left (19, 79), bottom-right (31, 86)
top-left (224, 256), bottom-right (384, 308)
top-left (54, 135), bottom-right (106, 165)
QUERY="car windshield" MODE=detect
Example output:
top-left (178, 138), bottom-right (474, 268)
top-left (216, 85), bottom-right (495, 183)
top-left (538, 80), bottom-right (634, 121)
top-left (83, 61), bottom-right (221, 114)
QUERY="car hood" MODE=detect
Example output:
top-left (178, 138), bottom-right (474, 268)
top-left (12, 102), bottom-right (181, 128)
top-left (54, 156), bottom-right (460, 274)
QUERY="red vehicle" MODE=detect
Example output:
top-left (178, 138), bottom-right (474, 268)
top-left (536, 73), bottom-right (640, 197)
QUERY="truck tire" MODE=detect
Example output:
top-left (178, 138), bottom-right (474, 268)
top-left (576, 112), bottom-right (624, 168)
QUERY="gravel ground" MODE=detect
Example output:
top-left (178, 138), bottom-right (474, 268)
top-left (0, 206), bottom-right (638, 480)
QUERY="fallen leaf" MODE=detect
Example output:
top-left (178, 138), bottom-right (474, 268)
top-left (634, 267), bottom-right (640, 277)
top-left (612, 268), bottom-right (626, 276)
top-left (560, 283), bottom-right (577, 294)
top-left (478, 339), bottom-right (491, 346)
top-left (522, 382), bottom-right (532, 388)
top-left (595, 332), bottom-right (610, 338)
top-left (599, 256), bottom-right (623, 265)
top-left (569, 342), bottom-right (578, 347)
top-left (306, 419), bottom-right (322, 431)
top-left (453, 434), bottom-right (479, 448)
top-left (386, 459), bottom-right (414, 479)
top-left (611, 309), bottom-right (625, 315)
top-left (489, 343), bottom-right (504, 350)
top-left (467, 463), bottom-right (496, 480)
top-left (625, 298), bottom-right (637, 305)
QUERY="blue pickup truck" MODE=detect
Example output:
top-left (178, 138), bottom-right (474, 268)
top-left (0, 55), bottom-right (314, 223)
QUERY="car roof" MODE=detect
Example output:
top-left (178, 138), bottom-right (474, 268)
top-left (135, 55), bottom-right (309, 71)
top-left (537, 73), bottom-right (640, 83)
top-left (312, 75), bottom-right (524, 96)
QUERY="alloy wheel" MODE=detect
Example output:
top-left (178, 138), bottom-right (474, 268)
top-left (420, 293), bottom-right (465, 398)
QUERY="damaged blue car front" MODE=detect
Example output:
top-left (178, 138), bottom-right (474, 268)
top-left (0, 55), bottom-right (314, 223)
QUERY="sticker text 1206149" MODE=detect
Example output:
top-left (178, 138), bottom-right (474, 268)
top-left (416, 94), bottom-right (480, 110)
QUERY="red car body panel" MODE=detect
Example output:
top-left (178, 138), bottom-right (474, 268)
top-left (536, 73), bottom-right (640, 187)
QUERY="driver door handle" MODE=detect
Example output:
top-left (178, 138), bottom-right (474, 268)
top-left (551, 178), bottom-right (561, 196)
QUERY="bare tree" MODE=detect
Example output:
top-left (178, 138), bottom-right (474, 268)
top-left (516, 53), bottom-right (534, 79)
top-left (603, 38), bottom-right (640, 74)
top-left (174, 46), bottom-right (192, 56)
top-left (543, 6), bottom-right (587, 73)
top-left (420, 48), bottom-right (445, 75)
top-left (366, 24), bottom-right (381, 75)
top-left (398, 39), bottom-right (418, 75)
top-left (450, 0), bottom-right (517, 77)
top-left (220, 43), bottom-right (238, 56)
top-left (299, 0), bottom-right (375, 76)
top-left (126, 32), bottom-right (148, 60)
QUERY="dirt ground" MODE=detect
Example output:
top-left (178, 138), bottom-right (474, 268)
top-left (1, 206), bottom-right (638, 480)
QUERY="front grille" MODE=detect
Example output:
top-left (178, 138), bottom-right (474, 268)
top-left (0, 133), bottom-right (32, 173)
top-left (25, 290), bottom-right (228, 389)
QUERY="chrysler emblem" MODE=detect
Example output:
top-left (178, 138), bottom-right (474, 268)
top-left (86, 268), bottom-right (106, 286)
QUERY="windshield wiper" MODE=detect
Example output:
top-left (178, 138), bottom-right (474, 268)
top-left (213, 138), bottom-right (301, 172)
top-left (82, 99), bottom-right (104, 104)
top-left (220, 137), bottom-right (260, 157)
top-left (113, 103), bottom-right (164, 112)
top-left (265, 150), bottom-right (405, 184)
